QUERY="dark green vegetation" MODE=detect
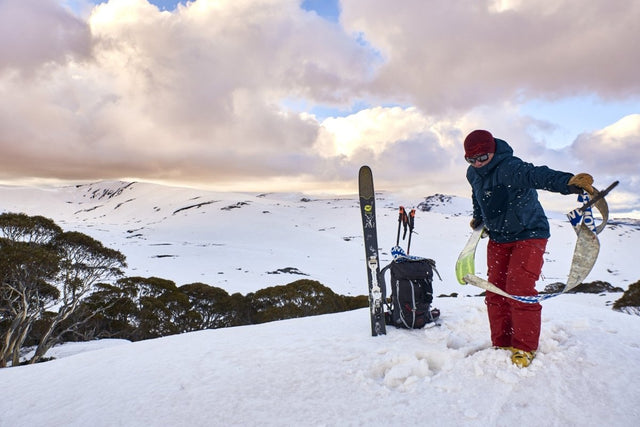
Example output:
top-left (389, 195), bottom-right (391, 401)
top-left (612, 280), bottom-right (640, 315)
top-left (0, 213), bottom-right (366, 367)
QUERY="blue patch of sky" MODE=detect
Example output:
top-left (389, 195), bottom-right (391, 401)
top-left (301, 0), bottom-right (340, 23)
top-left (521, 95), bottom-right (640, 149)
top-left (84, 0), bottom-right (341, 18)
top-left (147, 0), bottom-right (180, 11)
top-left (311, 100), bottom-right (375, 121)
top-left (80, 0), bottom-right (180, 12)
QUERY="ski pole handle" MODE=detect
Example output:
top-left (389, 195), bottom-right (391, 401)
top-left (406, 209), bottom-right (416, 254)
top-left (578, 180), bottom-right (619, 213)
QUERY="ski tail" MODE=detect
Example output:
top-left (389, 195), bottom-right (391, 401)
top-left (565, 223), bottom-right (600, 292)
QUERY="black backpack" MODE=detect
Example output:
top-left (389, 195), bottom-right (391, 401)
top-left (381, 252), bottom-right (440, 329)
top-left (380, 207), bottom-right (441, 329)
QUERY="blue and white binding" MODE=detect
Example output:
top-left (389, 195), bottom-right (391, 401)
top-left (567, 192), bottom-right (598, 233)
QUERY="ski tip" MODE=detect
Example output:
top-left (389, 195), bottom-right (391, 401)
top-left (358, 165), bottom-right (372, 181)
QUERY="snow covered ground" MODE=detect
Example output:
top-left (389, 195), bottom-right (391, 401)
top-left (1, 295), bottom-right (639, 426)
top-left (1, 181), bottom-right (639, 426)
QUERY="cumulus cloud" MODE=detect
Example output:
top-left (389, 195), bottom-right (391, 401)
top-left (0, 0), bottom-right (375, 186)
top-left (0, 0), bottom-right (638, 212)
top-left (315, 107), bottom-right (432, 157)
top-left (571, 114), bottom-right (640, 174)
top-left (341, 0), bottom-right (640, 112)
top-left (0, 0), bottom-right (91, 71)
top-left (310, 106), bottom-right (467, 194)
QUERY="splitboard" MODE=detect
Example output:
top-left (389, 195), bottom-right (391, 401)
top-left (455, 225), bottom-right (485, 285)
top-left (456, 182), bottom-right (617, 304)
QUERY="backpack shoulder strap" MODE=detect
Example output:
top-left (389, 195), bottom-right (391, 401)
top-left (378, 261), bottom-right (394, 312)
top-left (426, 258), bottom-right (442, 281)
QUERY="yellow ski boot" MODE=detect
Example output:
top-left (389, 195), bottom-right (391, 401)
top-left (511, 349), bottom-right (536, 368)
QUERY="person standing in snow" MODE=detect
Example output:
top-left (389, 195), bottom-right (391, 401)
top-left (463, 129), bottom-right (594, 367)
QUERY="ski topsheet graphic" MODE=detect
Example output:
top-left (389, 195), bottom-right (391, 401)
top-left (566, 180), bottom-right (618, 235)
top-left (358, 166), bottom-right (386, 336)
top-left (458, 182), bottom-right (618, 303)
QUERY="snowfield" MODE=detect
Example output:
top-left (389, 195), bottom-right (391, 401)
top-left (1, 181), bottom-right (639, 426)
top-left (1, 180), bottom-right (637, 296)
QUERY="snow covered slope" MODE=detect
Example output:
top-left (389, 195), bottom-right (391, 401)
top-left (1, 181), bottom-right (639, 426)
top-left (1, 295), bottom-right (639, 426)
top-left (1, 181), bottom-right (637, 296)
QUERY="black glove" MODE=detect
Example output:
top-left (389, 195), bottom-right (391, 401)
top-left (470, 218), bottom-right (483, 229)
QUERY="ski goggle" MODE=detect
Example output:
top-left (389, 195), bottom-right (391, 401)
top-left (465, 153), bottom-right (490, 164)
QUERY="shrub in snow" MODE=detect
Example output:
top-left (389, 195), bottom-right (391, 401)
top-left (543, 281), bottom-right (624, 294)
top-left (613, 280), bottom-right (640, 316)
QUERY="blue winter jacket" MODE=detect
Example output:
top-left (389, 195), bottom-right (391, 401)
top-left (467, 138), bottom-right (574, 243)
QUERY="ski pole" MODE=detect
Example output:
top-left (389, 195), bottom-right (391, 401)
top-left (406, 209), bottom-right (415, 254)
top-left (401, 208), bottom-right (409, 240)
top-left (396, 206), bottom-right (406, 246)
top-left (579, 180), bottom-right (619, 213)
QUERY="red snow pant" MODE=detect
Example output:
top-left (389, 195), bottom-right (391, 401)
top-left (486, 238), bottom-right (547, 352)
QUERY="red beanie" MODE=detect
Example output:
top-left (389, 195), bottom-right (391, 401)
top-left (464, 130), bottom-right (496, 158)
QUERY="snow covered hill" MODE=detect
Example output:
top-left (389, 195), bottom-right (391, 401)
top-left (1, 180), bottom-right (638, 297)
top-left (1, 180), bottom-right (639, 426)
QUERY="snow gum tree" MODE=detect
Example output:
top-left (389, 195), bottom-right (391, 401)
top-left (0, 213), bottom-right (126, 367)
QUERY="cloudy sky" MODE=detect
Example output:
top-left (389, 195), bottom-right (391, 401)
top-left (1, 0), bottom-right (639, 212)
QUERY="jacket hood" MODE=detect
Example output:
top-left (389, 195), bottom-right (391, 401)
top-left (468, 138), bottom-right (512, 177)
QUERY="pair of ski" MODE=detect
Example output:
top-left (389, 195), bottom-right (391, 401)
top-left (455, 181), bottom-right (618, 303)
